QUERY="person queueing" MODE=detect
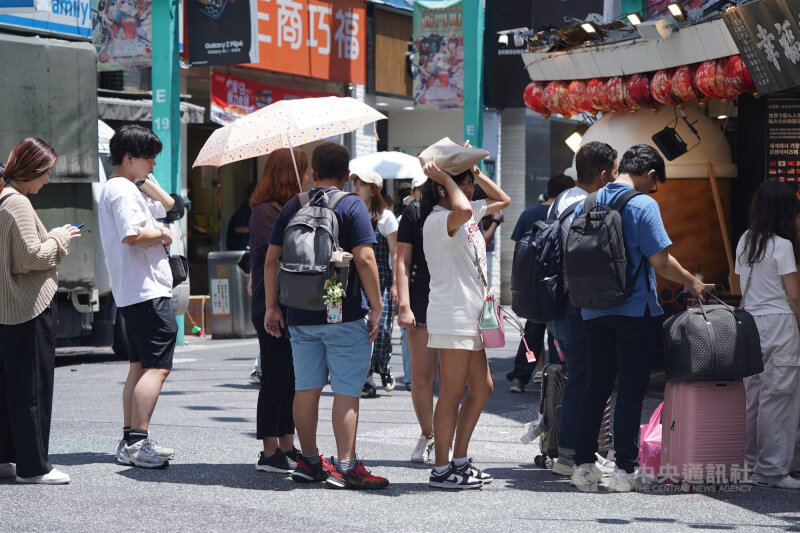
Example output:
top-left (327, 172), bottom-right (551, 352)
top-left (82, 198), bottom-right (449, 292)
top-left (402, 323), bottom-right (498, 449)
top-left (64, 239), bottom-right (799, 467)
top-left (396, 174), bottom-right (438, 463)
top-left (419, 138), bottom-right (510, 489)
top-left (570, 144), bottom-right (705, 492)
top-left (736, 181), bottom-right (800, 490)
top-left (264, 142), bottom-right (389, 490)
top-left (251, 149), bottom-right (306, 473)
top-left (99, 125), bottom-right (178, 469)
top-left (353, 170), bottom-right (399, 398)
top-left (0, 138), bottom-right (81, 484)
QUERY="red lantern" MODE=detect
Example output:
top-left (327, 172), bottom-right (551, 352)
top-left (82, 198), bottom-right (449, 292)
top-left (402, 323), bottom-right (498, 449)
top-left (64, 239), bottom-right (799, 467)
top-left (567, 80), bottom-right (593, 114)
top-left (586, 78), bottom-right (611, 113)
top-left (651, 69), bottom-right (682, 106)
top-left (607, 76), bottom-right (635, 111)
top-left (543, 81), bottom-right (572, 118)
top-left (671, 64), bottom-right (704, 104)
top-left (627, 73), bottom-right (659, 109)
top-left (725, 55), bottom-right (756, 94)
top-left (523, 82), bottom-right (549, 117)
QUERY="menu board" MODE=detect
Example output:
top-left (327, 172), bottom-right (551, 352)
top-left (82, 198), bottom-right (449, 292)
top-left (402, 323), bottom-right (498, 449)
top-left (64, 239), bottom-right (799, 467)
top-left (766, 98), bottom-right (800, 193)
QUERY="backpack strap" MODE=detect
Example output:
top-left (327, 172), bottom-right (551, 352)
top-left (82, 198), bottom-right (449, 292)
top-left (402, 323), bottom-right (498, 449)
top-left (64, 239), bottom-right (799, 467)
top-left (327, 191), bottom-right (353, 209)
top-left (611, 189), bottom-right (643, 212)
top-left (297, 192), bottom-right (311, 207)
top-left (557, 200), bottom-right (578, 223)
top-left (582, 191), bottom-right (598, 212)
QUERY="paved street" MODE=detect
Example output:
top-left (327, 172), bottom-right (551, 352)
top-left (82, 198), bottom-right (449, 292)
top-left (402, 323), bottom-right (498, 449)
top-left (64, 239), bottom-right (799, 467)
top-left (2, 331), bottom-right (799, 532)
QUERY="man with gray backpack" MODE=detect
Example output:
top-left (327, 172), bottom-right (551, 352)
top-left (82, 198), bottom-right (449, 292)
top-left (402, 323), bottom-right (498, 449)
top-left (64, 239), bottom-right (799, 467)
top-left (263, 142), bottom-right (389, 490)
top-left (566, 144), bottom-right (705, 493)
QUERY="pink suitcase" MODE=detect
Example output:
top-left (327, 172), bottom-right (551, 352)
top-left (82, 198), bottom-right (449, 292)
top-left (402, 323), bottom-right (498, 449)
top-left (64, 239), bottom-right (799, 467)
top-left (660, 380), bottom-right (745, 484)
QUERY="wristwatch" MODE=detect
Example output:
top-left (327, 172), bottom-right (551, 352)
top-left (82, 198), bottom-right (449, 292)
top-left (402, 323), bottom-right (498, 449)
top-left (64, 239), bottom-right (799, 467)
top-left (135, 179), bottom-right (146, 188)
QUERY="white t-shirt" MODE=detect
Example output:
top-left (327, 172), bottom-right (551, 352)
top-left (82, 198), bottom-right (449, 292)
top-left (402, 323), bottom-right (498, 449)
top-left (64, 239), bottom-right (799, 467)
top-left (423, 200), bottom-right (488, 335)
top-left (376, 208), bottom-right (398, 237)
top-left (98, 177), bottom-right (172, 307)
top-left (548, 185), bottom-right (590, 247)
top-left (735, 231), bottom-right (797, 316)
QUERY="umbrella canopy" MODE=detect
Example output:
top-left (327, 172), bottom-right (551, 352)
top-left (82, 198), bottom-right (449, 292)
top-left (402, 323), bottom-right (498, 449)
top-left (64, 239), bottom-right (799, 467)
top-left (192, 96), bottom-right (387, 169)
top-left (348, 151), bottom-right (425, 182)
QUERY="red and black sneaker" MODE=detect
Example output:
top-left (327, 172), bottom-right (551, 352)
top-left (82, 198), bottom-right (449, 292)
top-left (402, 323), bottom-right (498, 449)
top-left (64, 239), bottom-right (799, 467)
top-left (290, 454), bottom-right (334, 483)
top-left (326, 461), bottom-right (389, 490)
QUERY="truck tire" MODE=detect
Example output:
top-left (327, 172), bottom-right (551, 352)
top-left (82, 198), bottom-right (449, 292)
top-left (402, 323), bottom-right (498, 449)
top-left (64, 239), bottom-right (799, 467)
top-left (112, 309), bottom-right (130, 361)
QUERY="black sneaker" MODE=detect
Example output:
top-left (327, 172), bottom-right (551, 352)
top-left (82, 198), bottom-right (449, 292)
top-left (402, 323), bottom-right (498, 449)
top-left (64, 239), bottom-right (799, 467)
top-left (291, 455), bottom-right (334, 483)
top-left (255, 449), bottom-right (296, 474)
top-left (380, 370), bottom-right (396, 392)
top-left (429, 462), bottom-right (482, 490)
top-left (285, 447), bottom-right (302, 463)
top-left (456, 458), bottom-right (493, 484)
top-left (361, 382), bottom-right (377, 398)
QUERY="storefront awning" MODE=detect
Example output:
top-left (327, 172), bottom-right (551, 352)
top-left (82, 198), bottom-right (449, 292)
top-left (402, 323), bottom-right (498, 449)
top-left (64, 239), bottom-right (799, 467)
top-left (97, 96), bottom-right (206, 124)
top-left (521, 18), bottom-right (739, 82)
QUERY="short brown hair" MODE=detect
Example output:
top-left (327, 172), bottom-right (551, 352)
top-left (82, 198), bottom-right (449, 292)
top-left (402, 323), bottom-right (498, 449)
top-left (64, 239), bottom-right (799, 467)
top-left (0, 137), bottom-right (57, 192)
top-left (250, 148), bottom-right (308, 208)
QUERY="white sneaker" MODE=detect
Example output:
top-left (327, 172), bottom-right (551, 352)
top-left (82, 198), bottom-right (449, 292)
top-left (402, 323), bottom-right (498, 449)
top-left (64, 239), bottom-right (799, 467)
top-left (0, 463), bottom-right (16, 478)
top-left (123, 439), bottom-right (169, 469)
top-left (117, 438), bottom-right (174, 464)
top-left (594, 453), bottom-right (616, 475)
top-left (571, 463), bottom-right (602, 492)
top-left (16, 467), bottom-right (71, 485)
top-left (411, 435), bottom-right (435, 463)
top-left (551, 458), bottom-right (574, 476)
top-left (753, 474), bottom-right (800, 490)
top-left (607, 467), bottom-right (657, 493)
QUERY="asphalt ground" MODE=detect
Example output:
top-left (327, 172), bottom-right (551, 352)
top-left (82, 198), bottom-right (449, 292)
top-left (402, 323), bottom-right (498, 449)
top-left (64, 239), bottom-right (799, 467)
top-left (2, 329), bottom-right (799, 532)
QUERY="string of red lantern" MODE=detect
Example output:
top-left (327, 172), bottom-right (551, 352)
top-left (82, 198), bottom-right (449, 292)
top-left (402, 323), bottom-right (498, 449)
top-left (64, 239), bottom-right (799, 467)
top-left (522, 54), bottom-right (755, 119)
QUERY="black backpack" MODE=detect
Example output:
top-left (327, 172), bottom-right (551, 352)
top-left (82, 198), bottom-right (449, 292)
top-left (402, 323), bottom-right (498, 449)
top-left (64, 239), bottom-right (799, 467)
top-left (564, 190), bottom-right (645, 309)
top-left (510, 194), bottom-right (578, 322)
top-left (278, 190), bottom-right (352, 311)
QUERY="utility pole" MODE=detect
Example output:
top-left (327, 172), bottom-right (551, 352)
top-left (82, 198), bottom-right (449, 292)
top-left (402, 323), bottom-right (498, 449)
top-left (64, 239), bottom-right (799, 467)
top-left (462, 0), bottom-right (484, 147)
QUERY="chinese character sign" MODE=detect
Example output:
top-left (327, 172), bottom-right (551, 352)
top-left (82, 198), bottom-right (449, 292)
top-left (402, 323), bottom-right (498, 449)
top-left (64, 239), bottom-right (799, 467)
top-left (92, 0), bottom-right (152, 70)
top-left (412, 0), bottom-right (464, 109)
top-left (723, 0), bottom-right (800, 95)
top-left (765, 98), bottom-right (800, 196)
top-left (186, 0), bottom-right (259, 67)
top-left (209, 71), bottom-right (336, 125)
top-left (248, 0), bottom-right (366, 85)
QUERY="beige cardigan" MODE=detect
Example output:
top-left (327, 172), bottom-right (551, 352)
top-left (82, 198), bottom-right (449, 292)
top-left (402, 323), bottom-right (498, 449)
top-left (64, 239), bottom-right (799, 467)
top-left (0, 192), bottom-right (71, 325)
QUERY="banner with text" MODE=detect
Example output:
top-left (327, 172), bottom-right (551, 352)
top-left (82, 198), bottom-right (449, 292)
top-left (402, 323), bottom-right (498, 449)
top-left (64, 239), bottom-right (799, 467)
top-left (248, 0), bottom-right (365, 85)
top-left (210, 71), bottom-right (337, 125)
top-left (186, 0), bottom-right (258, 67)
top-left (412, 0), bottom-right (464, 109)
top-left (0, 0), bottom-right (92, 39)
top-left (92, 0), bottom-right (152, 70)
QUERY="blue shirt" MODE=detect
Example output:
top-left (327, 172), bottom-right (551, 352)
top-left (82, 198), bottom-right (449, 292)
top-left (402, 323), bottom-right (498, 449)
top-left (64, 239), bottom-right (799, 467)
top-left (510, 204), bottom-right (550, 242)
top-left (269, 188), bottom-right (377, 326)
top-left (572, 182), bottom-right (672, 319)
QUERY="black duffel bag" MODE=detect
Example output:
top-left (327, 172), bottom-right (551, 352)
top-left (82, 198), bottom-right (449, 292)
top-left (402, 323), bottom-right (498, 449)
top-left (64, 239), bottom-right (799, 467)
top-left (663, 292), bottom-right (763, 382)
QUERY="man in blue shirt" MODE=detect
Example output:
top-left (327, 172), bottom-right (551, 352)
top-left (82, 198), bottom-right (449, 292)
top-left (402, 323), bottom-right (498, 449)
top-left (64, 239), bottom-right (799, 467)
top-left (569, 144), bottom-right (705, 493)
top-left (264, 142), bottom-right (388, 490)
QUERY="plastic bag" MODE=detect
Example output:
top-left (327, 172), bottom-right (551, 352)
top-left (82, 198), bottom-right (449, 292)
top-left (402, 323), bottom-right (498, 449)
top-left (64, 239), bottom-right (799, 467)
top-left (639, 402), bottom-right (663, 476)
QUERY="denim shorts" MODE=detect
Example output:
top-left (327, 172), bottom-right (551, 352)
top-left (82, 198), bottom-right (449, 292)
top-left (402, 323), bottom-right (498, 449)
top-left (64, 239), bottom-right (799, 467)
top-left (289, 317), bottom-right (371, 397)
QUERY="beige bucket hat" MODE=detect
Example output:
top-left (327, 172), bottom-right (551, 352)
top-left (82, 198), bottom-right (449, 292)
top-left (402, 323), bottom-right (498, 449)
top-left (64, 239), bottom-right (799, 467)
top-left (418, 137), bottom-right (490, 176)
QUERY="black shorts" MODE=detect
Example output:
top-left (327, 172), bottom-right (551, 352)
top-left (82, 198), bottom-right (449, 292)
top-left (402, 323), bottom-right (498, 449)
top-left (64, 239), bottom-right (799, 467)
top-left (118, 297), bottom-right (178, 369)
top-left (409, 281), bottom-right (430, 327)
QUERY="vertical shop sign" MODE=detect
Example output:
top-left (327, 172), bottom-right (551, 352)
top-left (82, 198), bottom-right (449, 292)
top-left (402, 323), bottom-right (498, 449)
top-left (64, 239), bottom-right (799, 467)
top-left (248, 0), bottom-right (365, 85)
top-left (92, 0), bottom-right (152, 69)
top-left (185, 0), bottom-right (258, 66)
top-left (209, 71), bottom-right (336, 125)
top-left (724, 0), bottom-right (800, 95)
top-left (765, 98), bottom-right (800, 191)
top-left (412, 0), bottom-right (464, 109)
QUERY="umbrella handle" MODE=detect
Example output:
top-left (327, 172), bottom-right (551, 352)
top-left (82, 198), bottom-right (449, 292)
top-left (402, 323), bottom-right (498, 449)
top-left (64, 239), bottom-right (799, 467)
top-left (286, 135), bottom-right (303, 192)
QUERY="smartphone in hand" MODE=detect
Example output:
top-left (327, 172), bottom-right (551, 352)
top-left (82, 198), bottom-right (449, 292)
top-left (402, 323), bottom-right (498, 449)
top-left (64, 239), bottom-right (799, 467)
top-left (72, 223), bottom-right (84, 229)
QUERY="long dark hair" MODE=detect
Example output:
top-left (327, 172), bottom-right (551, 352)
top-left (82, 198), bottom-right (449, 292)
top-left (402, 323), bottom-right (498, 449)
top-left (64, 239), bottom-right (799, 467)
top-left (419, 168), bottom-right (473, 222)
top-left (0, 137), bottom-right (57, 193)
top-left (742, 180), bottom-right (797, 266)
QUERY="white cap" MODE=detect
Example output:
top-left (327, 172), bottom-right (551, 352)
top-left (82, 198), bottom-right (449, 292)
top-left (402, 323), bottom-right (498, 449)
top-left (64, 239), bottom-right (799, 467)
top-left (411, 175), bottom-right (428, 189)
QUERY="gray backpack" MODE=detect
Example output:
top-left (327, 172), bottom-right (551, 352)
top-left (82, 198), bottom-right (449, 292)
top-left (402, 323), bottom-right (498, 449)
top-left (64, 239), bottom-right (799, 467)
top-left (278, 190), bottom-right (352, 311)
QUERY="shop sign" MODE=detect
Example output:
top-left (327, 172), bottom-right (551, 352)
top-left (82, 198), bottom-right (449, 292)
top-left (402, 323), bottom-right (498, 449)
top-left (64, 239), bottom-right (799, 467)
top-left (210, 70), bottom-right (337, 125)
top-left (92, 0), bottom-right (152, 70)
top-left (412, 0), bottom-right (464, 109)
top-left (723, 0), bottom-right (800, 95)
top-left (248, 0), bottom-right (366, 85)
top-left (765, 98), bottom-right (800, 188)
top-left (186, 0), bottom-right (259, 67)
top-left (0, 0), bottom-right (92, 39)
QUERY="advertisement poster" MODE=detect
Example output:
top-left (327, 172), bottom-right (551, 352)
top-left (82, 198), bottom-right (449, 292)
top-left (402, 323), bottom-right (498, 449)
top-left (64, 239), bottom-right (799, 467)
top-left (412, 0), bottom-right (464, 109)
top-left (248, 0), bottom-right (366, 85)
top-left (0, 0), bottom-right (92, 39)
top-left (92, 0), bottom-right (152, 70)
top-left (186, 0), bottom-right (258, 67)
top-left (210, 71), bottom-right (336, 125)
top-left (765, 98), bottom-right (800, 196)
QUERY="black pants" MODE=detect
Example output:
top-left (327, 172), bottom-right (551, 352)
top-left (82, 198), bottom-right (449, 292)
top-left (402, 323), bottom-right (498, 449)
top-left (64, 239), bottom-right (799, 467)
top-left (253, 314), bottom-right (295, 439)
top-left (573, 314), bottom-right (661, 473)
top-left (506, 320), bottom-right (557, 385)
top-left (0, 304), bottom-right (56, 477)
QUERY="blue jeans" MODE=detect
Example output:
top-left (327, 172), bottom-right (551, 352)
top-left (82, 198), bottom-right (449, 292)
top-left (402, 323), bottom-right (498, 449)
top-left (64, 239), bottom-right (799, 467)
top-left (573, 313), bottom-right (661, 473)
top-left (547, 302), bottom-right (589, 457)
